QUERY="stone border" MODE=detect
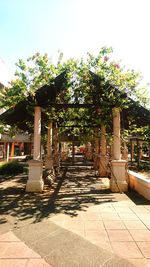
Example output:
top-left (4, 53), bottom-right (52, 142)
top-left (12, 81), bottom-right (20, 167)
top-left (128, 170), bottom-right (150, 200)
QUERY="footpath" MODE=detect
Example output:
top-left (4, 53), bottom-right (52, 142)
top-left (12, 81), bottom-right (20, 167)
top-left (1, 158), bottom-right (150, 267)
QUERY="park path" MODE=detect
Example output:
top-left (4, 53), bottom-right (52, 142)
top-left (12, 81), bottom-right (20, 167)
top-left (1, 155), bottom-right (150, 266)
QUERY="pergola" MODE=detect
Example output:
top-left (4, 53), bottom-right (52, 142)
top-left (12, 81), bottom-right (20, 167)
top-left (0, 70), bottom-right (150, 193)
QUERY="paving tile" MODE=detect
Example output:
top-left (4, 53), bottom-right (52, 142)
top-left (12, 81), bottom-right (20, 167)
top-left (127, 258), bottom-right (150, 267)
top-left (0, 259), bottom-right (27, 267)
top-left (107, 230), bottom-right (133, 241)
top-left (130, 206), bottom-right (150, 213)
top-left (98, 206), bottom-right (115, 213)
top-left (61, 213), bottom-right (83, 221)
top-left (49, 214), bottom-right (66, 224)
top-left (93, 241), bottom-right (113, 252)
top-left (114, 207), bottom-right (133, 213)
top-left (85, 230), bottom-right (109, 242)
top-left (84, 220), bottom-right (104, 231)
top-left (27, 259), bottom-right (51, 267)
top-left (0, 242), bottom-right (41, 258)
top-left (129, 230), bottom-right (150, 241)
top-left (136, 213), bottom-right (150, 221)
top-left (81, 211), bottom-right (101, 221)
top-left (103, 220), bottom-right (126, 230)
top-left (137, 242), bottom-right (150, 258)
top-left (101, 212), bottom-right (121, 221)
top-left (118, 212), bottom-right (139, 220)
top-left (69, 230), bottom-right (85, 237)
top-left (0, 231), bottom-right (20, 242)
top-left (123, 220), bottom-right (147, 230)
top-left (141, 220), bottom-right (150, 229)
top-left (111, 241), bottom-right (143, 258)
top-left (63, 221), bottom-right (84, 231)
top-left (143, 206), bottom-right (150, 211)
top-left (88, 206), bottom-right (99, 211)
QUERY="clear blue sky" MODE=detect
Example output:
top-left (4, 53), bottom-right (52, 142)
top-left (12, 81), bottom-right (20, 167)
top-left (0, 0), bottom-right (150, 91)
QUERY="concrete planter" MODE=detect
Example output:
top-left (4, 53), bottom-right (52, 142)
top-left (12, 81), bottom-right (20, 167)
top-left (128, 170), bottom-right (150, 200)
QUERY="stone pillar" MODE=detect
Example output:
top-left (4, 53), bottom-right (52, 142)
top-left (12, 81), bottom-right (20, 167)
top-left (6, 142), bottom-right (10, 162)
top-left (3, 143), bottom-right (7, 159)
top-left (122, 141), bottom-right (128, 160)
top-left (61, 142), bottom-right (67, 161)
top-left (99, 125), bottom-right (108, 176)
top-left (10, 142), bottom-right (15, 158)
top-left (85, 142), bottom-right (92, 160)
top-left (131, 140), bottom-right (135, 162)
top-left (26, 106), bottom-right (44, 192)
top-left (110, 141), bottom-right (114, 160)
top-left (45, 121), bottom-right (53, 169)
top-left (139, 141), bottom-right (143, 160)
top-left (110, 108), bottom-right (128, 192)
top-left (53, 123), bottom-right (60, 170)
top-left (72, 139), bottom-right (75, 165)
top-left (113, 108), bottom-right (121, 160)
top-left (93, 128), bottom-right (99, 170)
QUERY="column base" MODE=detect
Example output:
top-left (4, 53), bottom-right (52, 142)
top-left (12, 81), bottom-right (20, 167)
top-left (45, 156), bottom-right (53, 169)
top-left (26, 160), bottom-right (44, 192)
top-left (99, 155), bottom-right (108, 177)
top-left (110, 160), bottom-right (128, 192)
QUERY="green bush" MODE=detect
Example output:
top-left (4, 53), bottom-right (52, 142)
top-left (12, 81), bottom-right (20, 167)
top-left (0, 160), bottom-right (24, 175)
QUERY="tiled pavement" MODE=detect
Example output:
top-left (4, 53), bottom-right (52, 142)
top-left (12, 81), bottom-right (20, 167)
top-left (49, 199), bottom-right (150, 266)
top-left (0, 231), bottom-right (51, 267)
top-left (1, 163), bottom-right (150, 266)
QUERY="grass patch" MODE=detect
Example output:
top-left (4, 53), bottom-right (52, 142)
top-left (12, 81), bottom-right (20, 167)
top-left (0, 160), bottom-right (24, 175)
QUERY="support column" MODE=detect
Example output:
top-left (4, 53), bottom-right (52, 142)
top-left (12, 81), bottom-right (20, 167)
top-left (3, 143), bottom-right (7, 159)
top-left (72, 138), bottom-right (75, 165)
top-left (6, 143), bottom-right (10, 162)
top-left (131, 140), bottom-right (135, 162)
top-left (53, 123), bottom-right (60, 171)
top-left (26, 106), bottom-right (43, 192)
top-left (61, 142), bottom-right (67, 161)
top-left (139, 141), bottom-right (143, 160)
top-left (45, 121), bottom-right (53, 169)
top-left (10, 142), bottom-right (15, 158)
top-left (99, 125), bottom-right (108, 176)
top-left (122, 141), bottom-right (128, 160)
top-left (93, 128), bottom-right (99, 170)
top-left (110, 108), bottom-right (128, 192)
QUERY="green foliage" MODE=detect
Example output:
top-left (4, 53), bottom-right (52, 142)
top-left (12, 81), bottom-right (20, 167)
top-left (0, 47), bottom-right (149, 140)
top-left (0, 160), bottom-right (24, 175)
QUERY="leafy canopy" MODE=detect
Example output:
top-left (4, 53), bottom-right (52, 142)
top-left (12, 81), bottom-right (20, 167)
top-left (0, 47), bottom-right (149, 139)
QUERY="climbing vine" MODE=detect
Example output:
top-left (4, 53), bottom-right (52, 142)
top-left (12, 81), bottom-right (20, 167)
top-left (0, 47), bottom-right (149, 140)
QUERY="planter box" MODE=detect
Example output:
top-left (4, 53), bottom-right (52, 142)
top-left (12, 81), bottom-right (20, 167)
top-left (128, 170), bottom-right (150, 200)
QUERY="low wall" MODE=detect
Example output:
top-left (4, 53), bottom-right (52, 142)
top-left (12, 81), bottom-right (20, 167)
top-left (128, 170), bottom-right (150, 200)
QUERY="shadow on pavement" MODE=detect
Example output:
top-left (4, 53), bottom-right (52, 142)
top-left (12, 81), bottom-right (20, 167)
top-left (0, 165), bottom-right (116, 225)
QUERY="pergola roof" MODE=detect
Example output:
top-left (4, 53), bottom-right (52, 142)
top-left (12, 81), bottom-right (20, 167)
top-left (0, 71), bottom-right (66, 131)
top-left (0, 70), bottom-right (150, 133)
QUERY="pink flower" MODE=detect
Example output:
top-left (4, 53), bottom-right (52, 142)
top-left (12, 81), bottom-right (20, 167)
top-left (104, 56), bottom-right (109, 62)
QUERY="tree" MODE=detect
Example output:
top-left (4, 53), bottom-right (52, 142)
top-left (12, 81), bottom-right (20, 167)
top-left (0, 47), bottom-right (149, 140)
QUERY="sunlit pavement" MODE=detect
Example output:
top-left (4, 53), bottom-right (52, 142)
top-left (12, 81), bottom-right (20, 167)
top-left (1, 158), bottom-right (150, 266)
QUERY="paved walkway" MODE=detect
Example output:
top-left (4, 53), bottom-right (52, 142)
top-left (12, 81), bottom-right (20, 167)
top-left (1, 157), bottom-right (150, 266)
